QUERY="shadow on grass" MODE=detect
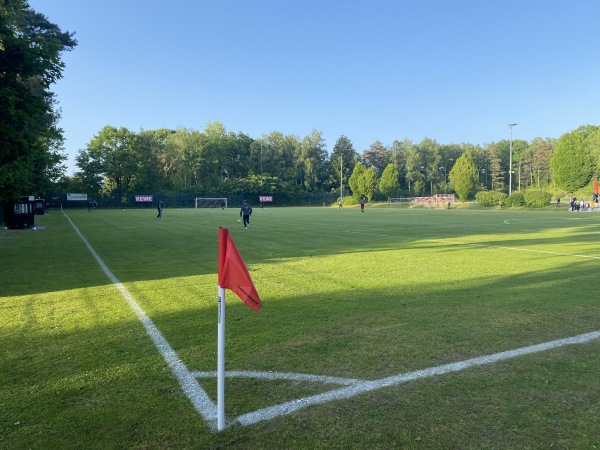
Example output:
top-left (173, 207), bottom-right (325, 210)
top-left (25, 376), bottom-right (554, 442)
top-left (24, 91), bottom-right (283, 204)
top-left (1, 207), bottom-right (599, 298)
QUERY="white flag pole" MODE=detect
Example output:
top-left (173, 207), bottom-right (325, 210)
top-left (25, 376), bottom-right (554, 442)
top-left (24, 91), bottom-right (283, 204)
top-left (217, 285), bottom-right (226, 430)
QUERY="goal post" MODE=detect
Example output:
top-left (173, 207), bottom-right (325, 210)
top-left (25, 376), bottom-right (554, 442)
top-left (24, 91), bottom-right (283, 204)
top-left (195, 198), bottom-right (227, 209)
top-left (388, 197), bottom-right (414, 207)
top-left (410, 194), bottom-right (456, 208)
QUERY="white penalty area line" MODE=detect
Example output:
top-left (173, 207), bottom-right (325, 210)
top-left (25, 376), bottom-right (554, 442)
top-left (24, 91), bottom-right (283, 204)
top-left (231, 331), bottom-right (600, 427)
top-left (342, 229), bottom-right (600, 261)
top-left (62, 212), bottom-right (219, 429)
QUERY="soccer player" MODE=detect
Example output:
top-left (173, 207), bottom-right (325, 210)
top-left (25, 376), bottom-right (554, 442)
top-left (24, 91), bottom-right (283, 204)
top-left (156, 201), bottom-right (163, 219)
top-left (360, 197), bottom-right (365, 213)
top-left (240, 200), bottom-right (252, 229)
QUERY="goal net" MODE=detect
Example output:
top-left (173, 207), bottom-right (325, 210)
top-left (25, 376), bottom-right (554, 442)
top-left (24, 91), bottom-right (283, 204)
top-left (195, 198), bottom-right (227, 209)
top-left (388, 197), bottom-right (413, 207)
top-left (410, 194), bottom-right (456, 208)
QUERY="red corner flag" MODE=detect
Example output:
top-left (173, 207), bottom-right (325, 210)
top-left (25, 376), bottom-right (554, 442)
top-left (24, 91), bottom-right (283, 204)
top-left (218, 227), bottom-right (261, 312)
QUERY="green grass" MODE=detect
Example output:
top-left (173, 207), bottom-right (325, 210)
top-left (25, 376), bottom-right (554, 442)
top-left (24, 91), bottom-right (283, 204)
top-left (1, 205), bottom-right (600, 449)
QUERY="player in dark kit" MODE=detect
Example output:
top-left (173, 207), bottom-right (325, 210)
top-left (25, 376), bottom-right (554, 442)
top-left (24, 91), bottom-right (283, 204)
top-left (156, 201), bottom-right (163, 219)
top-left (240, 200), bottom-right (252, 229)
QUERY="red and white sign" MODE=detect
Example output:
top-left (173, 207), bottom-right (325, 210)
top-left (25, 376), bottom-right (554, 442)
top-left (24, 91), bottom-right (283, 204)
top-left (135, 195), bottom-right (154, 203)
top-left (259, 196), bottom-right (273, 202)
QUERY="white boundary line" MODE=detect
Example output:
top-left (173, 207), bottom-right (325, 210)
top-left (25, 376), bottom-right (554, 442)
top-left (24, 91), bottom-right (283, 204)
top-left (426, 238), bottom-right (600, 260)
top-left (65, 211), bottom-right (600, 431)
top-left (233, 331), bottom-right (600, 427)
top-left (342, 228), bottom-right (600, 260)
top-left (63, 212), bottom-right (219, 430)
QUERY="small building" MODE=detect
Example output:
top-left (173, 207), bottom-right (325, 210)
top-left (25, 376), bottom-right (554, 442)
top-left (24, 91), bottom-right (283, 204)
top-left (2, 196), bottom-right (35, 229)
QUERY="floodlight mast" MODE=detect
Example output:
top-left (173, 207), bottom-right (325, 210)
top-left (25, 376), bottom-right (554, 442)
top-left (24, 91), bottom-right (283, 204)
top-left (339, 153), bottom-right (343, 201)
top-left (508, 123), bottom-right (517, 196)
top-left (333, 152), bottom-right (343, 201)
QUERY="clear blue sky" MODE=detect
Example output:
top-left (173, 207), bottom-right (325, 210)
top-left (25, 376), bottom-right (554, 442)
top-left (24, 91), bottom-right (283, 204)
top-left (28, 0), bottom-right (600, 174)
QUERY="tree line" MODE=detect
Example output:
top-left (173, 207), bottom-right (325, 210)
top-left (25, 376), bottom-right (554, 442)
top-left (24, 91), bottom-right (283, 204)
top-left (54, 122), bottom-right (598, 206)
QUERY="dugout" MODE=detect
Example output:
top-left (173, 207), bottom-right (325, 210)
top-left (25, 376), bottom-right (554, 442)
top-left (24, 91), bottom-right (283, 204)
top-left (2, 196), bottom-right (35, 229)
top-left (33, 198), bottom-right (46, 215)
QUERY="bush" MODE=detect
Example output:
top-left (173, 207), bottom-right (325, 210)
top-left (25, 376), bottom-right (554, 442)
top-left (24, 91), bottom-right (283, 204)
top-left (475, 190), bottom-right (507, 207)
top-left (505, 192), bottom-right (525, 207)
top-left (523, 190), bottom-right (552, 208)
top-left (340, 196), bottom-right (358, 206)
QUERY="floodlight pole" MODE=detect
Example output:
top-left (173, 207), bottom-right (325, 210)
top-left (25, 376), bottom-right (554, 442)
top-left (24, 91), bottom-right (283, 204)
top-left (508, 123), bottom-right (517, 196)
top-left (340, 153), bottom-right (343, 200)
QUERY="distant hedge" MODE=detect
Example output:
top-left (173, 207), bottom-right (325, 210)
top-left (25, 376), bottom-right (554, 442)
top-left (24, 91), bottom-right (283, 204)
top-left (475, 190), bottom-right (552, 208)
top-left (475, 190), bottom-right (507, 207)
top-left (505, 192), bottom-right (525, 207)
top-left (523, 190), bottom-right (552, 208)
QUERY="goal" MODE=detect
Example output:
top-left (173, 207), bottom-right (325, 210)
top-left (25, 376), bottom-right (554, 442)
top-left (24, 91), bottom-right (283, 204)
top-left (195, 198), bottom-right (227, 209)
top-left (388, 197), bottom-right (413, 207)
top-left (410, 194), bottom-right (456, 208)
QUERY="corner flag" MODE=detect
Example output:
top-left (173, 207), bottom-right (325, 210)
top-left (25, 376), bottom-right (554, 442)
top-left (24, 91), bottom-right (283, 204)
top-left (218, 227), bottom-right (261, 312)
top-left (216, 227), bottom-right (261, 430)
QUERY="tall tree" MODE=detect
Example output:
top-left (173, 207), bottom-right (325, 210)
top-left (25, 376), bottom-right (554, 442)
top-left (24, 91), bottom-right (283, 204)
top-left (449, 152), bottom-right (478, 203)
top-left (74, 149), bottom-right (103, 196)
top-left (329, 135), bottom-right (358, 194)
top-left (359, 167), bottom-right (378, 202)
top-left (405, 146), bottom-right (425, 195)
top-left (390, 139), bottom-right (413, 191)
top-left (0, 1), bottom-right (77, 201)
top-left (298, 130), bottom-right (327, 191)
top-left (134, 129), bottom-right (171, 192)
top-left (378, 163), bottom-right (400, 199)
top-left (362, 141), bottom-right (391, 175)
top-left (551, 126), bottom-right (595, 192)
top-left (587, 127), bottom-right (600, 178)
top-left (486, 143), bottom-right (504, 191)
top-left (348, 162), bottom-right (366, 199)
top-left (162, 127), bottom-right (205, 191)
top-left (417, 139), bottom-right (441, 195)
top-left (459, 143), bottom-right (486, 189)
top-left (78, 126), bottom-right (140, 204)
top-left (260, 132), bottom-right (299, 185)
top-left (438, 144), bottom-right (462, 190)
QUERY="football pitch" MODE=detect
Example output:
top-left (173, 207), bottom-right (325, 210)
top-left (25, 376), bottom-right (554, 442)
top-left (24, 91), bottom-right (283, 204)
top-left (2, 205), bottom-right (600, 449)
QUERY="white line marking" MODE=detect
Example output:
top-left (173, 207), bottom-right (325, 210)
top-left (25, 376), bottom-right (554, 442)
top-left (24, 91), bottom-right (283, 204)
top-left (192, 370), bottom-right (363, 386)
top-left (234, 331), bottom-right (600, 427)
top-left (427, 238), bottom-right (600, 260)
top-left (63, 212), bottom-right (219, 430)
top-left (342, 229), bottom-right (600, 260)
